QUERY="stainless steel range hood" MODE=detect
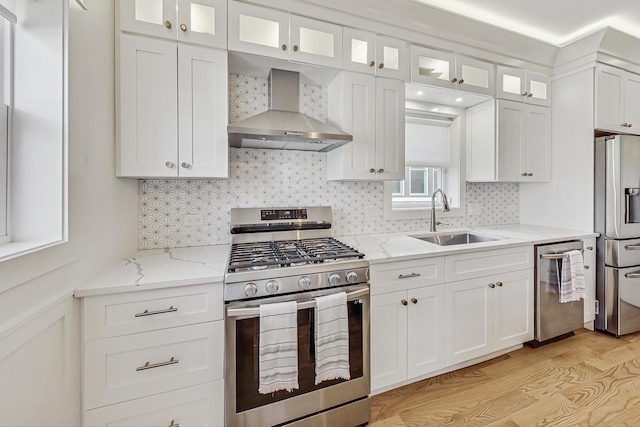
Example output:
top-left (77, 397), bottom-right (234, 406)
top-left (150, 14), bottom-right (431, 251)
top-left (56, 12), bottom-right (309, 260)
top-left (227, 69), bottom-right (352, 152)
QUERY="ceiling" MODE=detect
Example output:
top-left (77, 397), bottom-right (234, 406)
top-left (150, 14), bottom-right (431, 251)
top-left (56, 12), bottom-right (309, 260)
top-left (412, 0), bottom-right (640, 47)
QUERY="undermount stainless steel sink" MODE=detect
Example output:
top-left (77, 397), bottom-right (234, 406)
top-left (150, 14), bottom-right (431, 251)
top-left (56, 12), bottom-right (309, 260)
top-left (413, 232), bottom-right (502, 246)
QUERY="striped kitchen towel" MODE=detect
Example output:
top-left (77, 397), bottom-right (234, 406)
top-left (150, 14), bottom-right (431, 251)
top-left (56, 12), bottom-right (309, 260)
top-left (315, 292), bottom-right (351, 385)
top-left (258, 301), bottom-right (299, 394)
top-left (559, 250), bottom-right (586, 303)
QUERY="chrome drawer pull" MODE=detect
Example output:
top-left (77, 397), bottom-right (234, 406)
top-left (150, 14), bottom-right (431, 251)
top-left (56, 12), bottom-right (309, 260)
top-left (625, 245), bottom-right (640, 250)
top-left (135, 306), bottom-right (178, 317)
top-left (169, 421), bottom-right (180, 427)
top-left (625, 272), bottom-right (640, 279)
top-left (398, 273), bottom-right (421, 279)
top-left (136, 356), bottom-right (179, 371)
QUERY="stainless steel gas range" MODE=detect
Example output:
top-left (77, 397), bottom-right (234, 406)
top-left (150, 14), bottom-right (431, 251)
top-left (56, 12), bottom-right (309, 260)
top-left (224, 207), bottom-right (371, 427)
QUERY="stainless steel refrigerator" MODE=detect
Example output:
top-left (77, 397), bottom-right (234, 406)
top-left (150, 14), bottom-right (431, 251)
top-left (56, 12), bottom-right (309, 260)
top-left (595, 135), bottom-right (640, 336)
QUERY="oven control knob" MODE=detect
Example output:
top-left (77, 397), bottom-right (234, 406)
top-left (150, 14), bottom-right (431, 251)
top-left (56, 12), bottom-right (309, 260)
top-left (346, 271), bottom-right (358, 284)
top-left (244, 283), bottom-right (258, 297)
top-left (298, 276), bottom-right (312, 290)
top-left (328, 273), bottom-right (341, 286)
top-left (265, 280), bottom-right (279, 294)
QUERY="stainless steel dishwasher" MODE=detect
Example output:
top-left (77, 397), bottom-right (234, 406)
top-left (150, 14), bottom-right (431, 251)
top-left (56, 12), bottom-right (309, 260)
top-left (534, 241), bottom-right (585, 344)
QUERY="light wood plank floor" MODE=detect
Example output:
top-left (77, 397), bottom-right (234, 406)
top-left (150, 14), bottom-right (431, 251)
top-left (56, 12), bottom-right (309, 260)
top-left (370, 329), bottom-right (640, 427)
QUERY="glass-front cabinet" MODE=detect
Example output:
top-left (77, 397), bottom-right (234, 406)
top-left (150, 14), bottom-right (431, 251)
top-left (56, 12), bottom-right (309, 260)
top-left (119, 0), bottom-right (227, 48)
top-left (376, 35), bottom-right (409, 81)
top-left (343, 27), bottom-right (377, 75)
top-left (410, 45), bottom-right (494, 96)
top-left (497, 66), bottom-right (550, 107)
top-left (228, 2), bottom-right (343, 68)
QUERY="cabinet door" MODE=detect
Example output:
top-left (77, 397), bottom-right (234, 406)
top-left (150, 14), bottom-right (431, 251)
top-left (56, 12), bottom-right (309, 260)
top-left (445, 276), bottom-right (493, 366)
top-left (376, 35), bottom-right (409, 81)
top-left (624, 72), bottom-right (640, 134)
top-left (496, 66), bottom-right (526, 102)
top-left (178, 45), bottom-right (228, 178)
top-left (526, 73), bottom-right (551, 107)
top-left (343, 28), bottom-right (376, 75)
top-left (596, 64), bottom-right (625, 133)
top-left (407, 285), bottom-right (445, 379)
top-left (118, 34), bottom-right (178, 177)
top-left (371, 291), bottom-right (408, 391)
top-left (455, 55), bottom-right (494, 96)
top-left (289, 15), bottom-right (342, 68)
top-left (496, 100), bottom-right (526, 182)
top-left (327, 73), bottom-right (377, 180)
top-left (493, 270), bottom-right (533, 351)
top-left (375, 77), bottom-right (405, 180)
top-left (227, 2), bottom-right (289, 60)
top-left (583, 238), bottom-right (596, 323)
top-left (177, 0), bottom-right (227, 49)
top-left (524, 105), bottom-right (551, 182)
top-left (119, 0), bottom-right (177, 40)
top-left (410, 45), bottom-right (455, 89)
top-left (466, 99), bottom-right (496, 182)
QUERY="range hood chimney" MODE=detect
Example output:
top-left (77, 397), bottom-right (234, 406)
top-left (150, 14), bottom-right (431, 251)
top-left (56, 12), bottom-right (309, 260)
top-left (227, 69), bottom-right (352, 152)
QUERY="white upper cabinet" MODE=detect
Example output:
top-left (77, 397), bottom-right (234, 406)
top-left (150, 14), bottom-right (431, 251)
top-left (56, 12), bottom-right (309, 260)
top-left (466, 99), bottom-right (550, 183)
top-left (497, 66), bottom-right (550, 107)
top-left (343, 28), bottom-right (377, 75)
top-left (117, 35), bottom-right (228, 178)
top-left (327, 72), bottom-right (405, 181)
top-left (411, 46), bottom-right (494, 96)
top-left (596, 63), bottom-right (640, 135)
top-left (228, 2), bottom-right (342, 68)
top-left (342, 30), bottom-right (409, 80)
top-left (375, 36), bottom-right (410, 81)
top-left (119, 0), bottom-right (227, 49)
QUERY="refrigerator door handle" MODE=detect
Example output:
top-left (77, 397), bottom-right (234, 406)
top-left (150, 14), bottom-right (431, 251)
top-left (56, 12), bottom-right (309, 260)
top-left (625, 272), bottom-right (640, 279)
top-left (625, 245), bottom-right (640, 250)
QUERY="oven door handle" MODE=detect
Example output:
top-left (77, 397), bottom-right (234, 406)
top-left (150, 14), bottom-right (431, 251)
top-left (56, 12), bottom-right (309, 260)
top-left (226, 287), bottom-right (369, 318)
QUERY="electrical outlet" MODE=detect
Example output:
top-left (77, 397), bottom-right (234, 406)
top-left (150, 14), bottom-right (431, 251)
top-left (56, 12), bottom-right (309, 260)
top-left (468, 203), bottom-right (482, 215)
top-left (183, 214), bottom-right (203, 226)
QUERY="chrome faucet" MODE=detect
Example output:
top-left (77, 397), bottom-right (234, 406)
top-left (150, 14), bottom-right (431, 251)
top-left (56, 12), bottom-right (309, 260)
top-left (430, 189), bottom-right (451, 232)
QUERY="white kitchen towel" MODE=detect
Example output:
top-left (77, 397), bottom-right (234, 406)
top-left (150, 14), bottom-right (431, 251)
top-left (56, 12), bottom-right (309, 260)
top-left (258, 301), bottom-right (299, 394)
top-left (315, 292), bottom-right (350, 385)
top-left (559, 250), bottom-right (586, 303)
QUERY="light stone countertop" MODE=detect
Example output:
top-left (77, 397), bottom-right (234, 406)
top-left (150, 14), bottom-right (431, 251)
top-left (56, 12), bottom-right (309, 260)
top-left (74, 224), bottom-right (597, 297)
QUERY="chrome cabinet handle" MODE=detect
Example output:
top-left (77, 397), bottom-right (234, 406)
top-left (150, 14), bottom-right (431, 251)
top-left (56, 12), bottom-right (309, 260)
top-left (136, 357), bottom-right (179, 371)
top-left (180, 24), bottom-right (187, 32)
top-left (401, 299), bottom-right (408, 306)
top-left (489, 283), bottom-right (495, 288)
top-left (411, 298), bottom-right (418, 304)
top-left (398, 273), bottom-right (421, 279)
top-left (625, 245), bottom-right (640, 250)
top-left (135, 306), bottom-right (178, 318)
top-left (293, 45), bottom-right (299, 52)
top-left (451, 77), bottom-right (458, 83)
top-left (496, 282), bottom-right (503, 287)
top-left (369, 168), bottom-right (375, 173)
top-left (181, 162), bottom-right (189, 169)
top-left (378, 168), bottom-right (384, 173)
top-left (282, 44), bottom-right (287, 51)
top-left (458, 79), bottom-right (464, 84)
top-left (369, 60), bottom-right (375, 67)
top-left (164, 20), bottom-right (172, 29)
top-left (625, 272), bottom-right (640, 279)
top-left (165, 161), bottom-right (174, 168)
top-left (379, 63), bottom-right (384, 69)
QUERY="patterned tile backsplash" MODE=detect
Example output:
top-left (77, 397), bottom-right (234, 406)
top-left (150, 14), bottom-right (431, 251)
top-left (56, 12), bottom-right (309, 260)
top-left (138, 74), bottom-right (519, 249)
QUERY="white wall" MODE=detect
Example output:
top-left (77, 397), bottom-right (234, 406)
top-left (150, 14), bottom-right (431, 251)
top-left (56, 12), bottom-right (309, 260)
top-left (0, 1), bottom-right (138, 424)
top-left (519, 67), bottom-right (595, 231)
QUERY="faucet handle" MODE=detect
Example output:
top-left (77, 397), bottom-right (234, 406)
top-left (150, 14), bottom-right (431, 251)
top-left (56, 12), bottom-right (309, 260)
top-left (436, 221), bottom-right (450, 226)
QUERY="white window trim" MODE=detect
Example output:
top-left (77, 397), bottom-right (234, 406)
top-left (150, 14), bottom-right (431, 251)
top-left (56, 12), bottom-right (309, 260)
top-left (384, 104), bottom-right (467, 220)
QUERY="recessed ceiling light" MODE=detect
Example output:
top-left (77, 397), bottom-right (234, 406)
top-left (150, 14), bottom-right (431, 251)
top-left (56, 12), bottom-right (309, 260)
top-left (455, 97), bottom-right (463, 102)
top-left (416, 91), bottom-right (424, 96)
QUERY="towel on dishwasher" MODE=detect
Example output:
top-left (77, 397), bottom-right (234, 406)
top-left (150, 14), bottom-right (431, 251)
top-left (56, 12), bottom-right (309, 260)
top-left (315, 292), bottom-right (351, 385)
top-left (258, 301), bottom-right (299, 394)
top-left (559, 250), bottom-right (586, 303)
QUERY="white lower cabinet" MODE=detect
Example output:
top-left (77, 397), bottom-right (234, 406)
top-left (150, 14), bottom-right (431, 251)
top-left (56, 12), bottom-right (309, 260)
top-left (583, 238), bottom-right (596, 324)
top-left (80, 283), bottom-right (224, 426)
top-left (371, 247), bottom-right (534, 392)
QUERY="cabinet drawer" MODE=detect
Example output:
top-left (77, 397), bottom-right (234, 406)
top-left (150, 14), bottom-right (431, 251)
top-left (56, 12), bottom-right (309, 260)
top-left (84, 322), bottom-right (223, 410)
top-left (445, 246), bottom-right (533, 283)
top-left (83, 283), bottom-right (222, 340)
top-left (84, 380), bottom-right (223, 427)
top-left (370, 257), bottom-right (444, 295)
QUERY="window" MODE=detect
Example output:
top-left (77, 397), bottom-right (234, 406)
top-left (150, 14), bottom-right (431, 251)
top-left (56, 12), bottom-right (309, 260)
top-left (384, 104), bottom-right (466, 220)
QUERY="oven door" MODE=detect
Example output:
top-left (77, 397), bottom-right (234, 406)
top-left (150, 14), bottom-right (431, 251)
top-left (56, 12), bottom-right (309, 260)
top-left (225, 285), bottom-right (370, 427)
